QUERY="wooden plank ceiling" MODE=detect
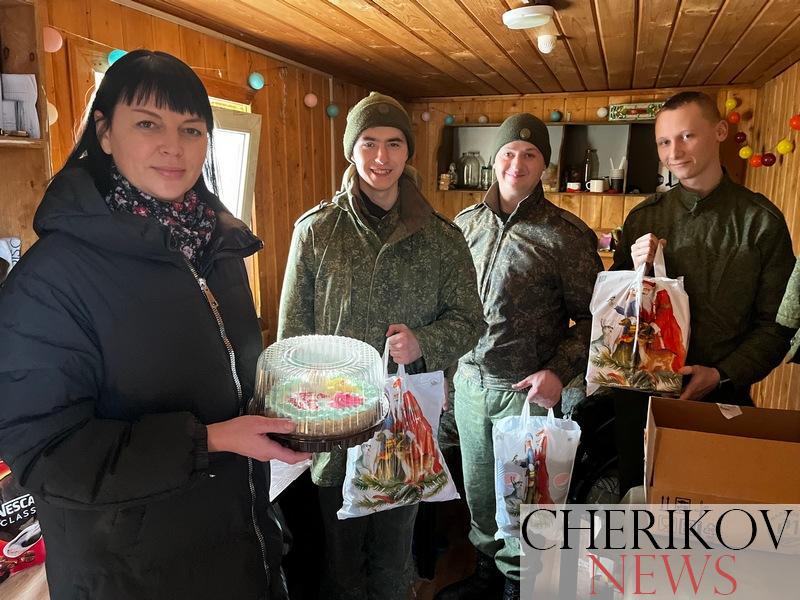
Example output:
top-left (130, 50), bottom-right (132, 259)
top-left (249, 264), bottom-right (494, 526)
top-left (123, 0), bottom-right (800, 98)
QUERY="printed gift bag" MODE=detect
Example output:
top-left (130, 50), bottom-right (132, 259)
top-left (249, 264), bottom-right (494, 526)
top-left (586, 245), bottom-right (690, 395)
top-left (493, 403), bottom-right (581, 540)
top-left (338, 359), bottom-right (459, 519)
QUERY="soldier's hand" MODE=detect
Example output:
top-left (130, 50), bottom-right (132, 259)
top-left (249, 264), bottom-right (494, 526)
top-left (630, 233), bottom-right (666, 271)
top-left (677, 365), bottom-right (720, 402)
top-left (512, 369), bottom-right (563, 409)
top-left (386, 323), bottom-right (423, 365)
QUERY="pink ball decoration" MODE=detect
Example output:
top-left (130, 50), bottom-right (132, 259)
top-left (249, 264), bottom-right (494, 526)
top-left (43, 27), bottom-right (63, 53)
top-left (421, 111), bottom-right (431, 122)
top-left (303, 93), bottom-right (318, 108)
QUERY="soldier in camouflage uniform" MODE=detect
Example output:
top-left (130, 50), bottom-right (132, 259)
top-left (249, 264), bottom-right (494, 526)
top-left (436, 114), bottom-right (603, 600)
top-left (277, 92), bottom-right (484, 600)
top-left (612, 91), bottom-right (795, 495)
top-left (778, 257), bottom-right (800, 363)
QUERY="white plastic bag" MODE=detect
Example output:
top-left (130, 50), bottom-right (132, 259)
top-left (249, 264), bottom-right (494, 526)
top-left (586, 245), bottom-right (690, 395)
top-left (338, 358), bottom-right (459, 519)
top-left (493, 402), bottom-right (581, 540)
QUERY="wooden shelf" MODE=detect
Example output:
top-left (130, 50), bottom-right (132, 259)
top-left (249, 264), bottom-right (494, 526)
top-left (0, 137), bottom-right (45, 149)
top-left (0, 0), bottom-right (50, 253)
top-left (439, 189), bottom-right (647, 198)
top-left (547, 192), bottom-right (648, 198)
top-left (445, 120), bottom-right (655, 128)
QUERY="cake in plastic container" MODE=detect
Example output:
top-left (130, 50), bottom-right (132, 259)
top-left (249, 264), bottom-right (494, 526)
top-left (251, 335), bottom-right (387, 451)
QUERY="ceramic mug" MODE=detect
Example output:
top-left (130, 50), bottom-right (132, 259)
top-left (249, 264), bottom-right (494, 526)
top-left (585, 178), bottom-right (606, 193)
top-left (565, 181), bottom-right (582, 192)
top-left (610, 168), bottom-right (625, 192)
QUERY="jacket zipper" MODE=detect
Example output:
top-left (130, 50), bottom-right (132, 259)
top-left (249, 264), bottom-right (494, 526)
top-left (184, 261), bottom-right (271, 591)
top-left (480, 220), bottom-right (506, 299)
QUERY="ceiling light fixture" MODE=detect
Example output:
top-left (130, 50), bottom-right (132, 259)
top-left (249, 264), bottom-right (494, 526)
top-left (502, 3), bottom-right (554, 29)
top-left (537, 34), bottom-right (557, 54)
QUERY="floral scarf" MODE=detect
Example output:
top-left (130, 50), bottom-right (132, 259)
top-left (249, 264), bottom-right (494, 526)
top-left (104, 164), bottom-right (216, 267)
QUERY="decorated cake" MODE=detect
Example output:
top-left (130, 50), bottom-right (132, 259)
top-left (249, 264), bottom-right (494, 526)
top-left (251, 335), bottom-right (387, 451)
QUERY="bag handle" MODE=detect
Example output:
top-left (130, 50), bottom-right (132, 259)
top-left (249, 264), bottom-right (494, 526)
top-left (382, 339), bottom-right (406, 378)
top-left (519, 402), bottom-right (558, 428)
top-left (653, 242), bottom-right (667, 278)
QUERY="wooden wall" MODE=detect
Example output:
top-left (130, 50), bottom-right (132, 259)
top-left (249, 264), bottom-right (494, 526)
top-left (42, 0), bottom-right (367, 340)
top-left (747, 61), bottom-right (800, 411)
top-left (408, 86), bottom-right (757, 221)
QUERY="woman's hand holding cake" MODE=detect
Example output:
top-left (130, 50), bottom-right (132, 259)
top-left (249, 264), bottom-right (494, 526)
top-left (207, 416), bottom-right (312, 463)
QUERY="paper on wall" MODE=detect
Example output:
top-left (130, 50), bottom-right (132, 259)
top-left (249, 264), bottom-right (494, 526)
top-left (1, 74), bottom-right (39, 138)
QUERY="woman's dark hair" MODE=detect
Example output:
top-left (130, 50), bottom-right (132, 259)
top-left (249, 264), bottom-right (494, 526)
top-left (64, 49), bottom-right (218, 197)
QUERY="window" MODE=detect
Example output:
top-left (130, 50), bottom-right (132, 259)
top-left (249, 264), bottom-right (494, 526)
top-left (209, 105), bottom-right (261, 229)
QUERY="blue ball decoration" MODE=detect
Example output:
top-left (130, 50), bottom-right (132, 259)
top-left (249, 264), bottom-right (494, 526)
top-left (549, 109), bottom-right (563, 122)
top-left (444, 114), bottom-right (455, 125)
top-left (326, 103), bottom-right (340, 118)
top-left (248, 72), bottom-right (265, 90)
top-left (107, 49), bottom-right (127, 66)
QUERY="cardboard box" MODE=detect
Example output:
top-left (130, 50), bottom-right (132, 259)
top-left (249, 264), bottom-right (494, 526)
top-left (645, 397), bottom-right (800, 504)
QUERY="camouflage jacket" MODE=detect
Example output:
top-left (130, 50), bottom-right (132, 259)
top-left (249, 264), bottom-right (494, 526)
top-left (455, 183), bottom-right (603, 390)
top-left (278, 165), bottom-right (484, 486)
top-left (778, 257), bottom-right (800, 363)
top-left (613, 175), bottom-right (795, 386)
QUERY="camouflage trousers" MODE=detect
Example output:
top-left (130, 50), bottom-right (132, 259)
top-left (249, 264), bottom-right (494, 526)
top-left (453, 370), bottom-right (547, 580)
top-left (318, 485), bottom-right (418, 600)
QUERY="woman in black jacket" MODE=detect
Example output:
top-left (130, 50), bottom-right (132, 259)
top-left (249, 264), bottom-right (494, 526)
top-left (0, 50), bottom-right (308, 599)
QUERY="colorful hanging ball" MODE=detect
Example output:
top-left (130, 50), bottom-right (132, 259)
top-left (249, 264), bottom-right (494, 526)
top-left (727, 111), bottom-right (741, 124)
top-left (724, 98), bottom-right (738, 112)
top-left (790, 114), bottom-right (800, 131)
top-left (444, 114), bottom-right (455, 125)
top-left (303, 93), bottom-right (318, 108)
top-left (420, 111), bottom-right (431, 122)
top-left (749, 154), bottom-right (763, 168)
top-left (248, 72), bottom-right (265, 90)
top-left (43, 27), bottom-right (63, 53)
top-left (326, 103), bottom-right (340, 118)
top-left (549, 110), bottom-right (562, 122)
top-left (762, 152), bottom-right (777, 167)
top-left (776, 138), bottom-right (795, 155)
top-left (107, 49), bottom-right (127, 65)
top-left (46, 101), bottom-right (59, 126)
top-left (738, 145), bottom-right (754, 160)
top-left (734, 131), bottom-right (747, 144)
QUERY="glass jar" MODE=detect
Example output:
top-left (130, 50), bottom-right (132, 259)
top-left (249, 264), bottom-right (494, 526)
top-left (480, 166), bottom-right (492, 190)
top-left (457, 152), bottom-right (481, 189)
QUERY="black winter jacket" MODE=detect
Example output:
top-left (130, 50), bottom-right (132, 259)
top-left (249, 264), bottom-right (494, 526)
top-left (0, 168), bottom-right (287, 599)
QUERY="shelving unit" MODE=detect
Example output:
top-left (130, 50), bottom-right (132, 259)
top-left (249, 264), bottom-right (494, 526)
top-left (0, 0), bottom-right (50, 254)
top-left (438, 121), bottom-right (661, 195)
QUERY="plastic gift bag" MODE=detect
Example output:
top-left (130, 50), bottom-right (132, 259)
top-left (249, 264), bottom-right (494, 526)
top-left (493, 403), bottom-right (581, 540)
top-left (586, 245), bottom-right (690, 395)
top-left (338, 353), bottom-right (459, 519)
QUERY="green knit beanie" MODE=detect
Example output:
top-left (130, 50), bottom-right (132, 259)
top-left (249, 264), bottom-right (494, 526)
top-left (343, 92), bottom-right (415, 162)
top-left (492, 112), bottom-right (551, 166)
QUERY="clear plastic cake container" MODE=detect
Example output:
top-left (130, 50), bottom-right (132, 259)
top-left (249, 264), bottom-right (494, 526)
top-left (250, 335), bottom-right (388, 452)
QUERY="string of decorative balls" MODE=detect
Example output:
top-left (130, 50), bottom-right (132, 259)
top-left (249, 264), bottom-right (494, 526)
top-left (725, 98), bottom-right (798, 168)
